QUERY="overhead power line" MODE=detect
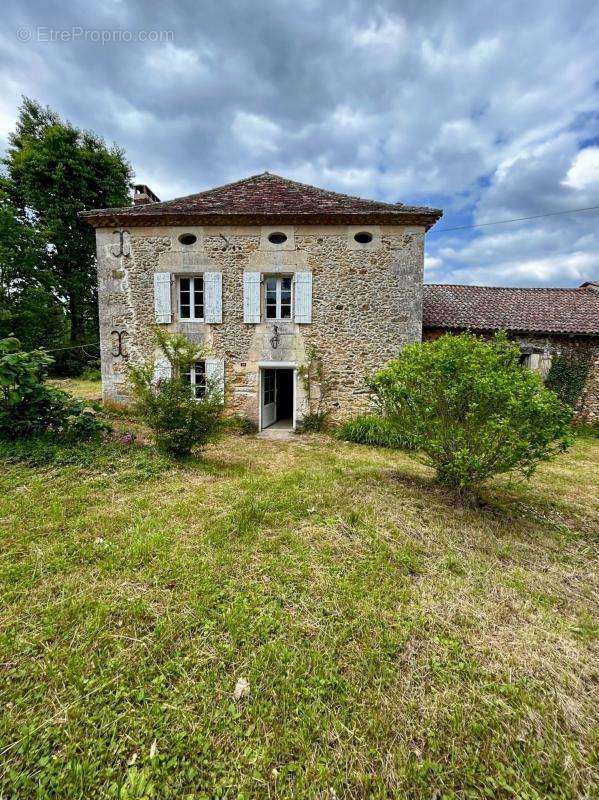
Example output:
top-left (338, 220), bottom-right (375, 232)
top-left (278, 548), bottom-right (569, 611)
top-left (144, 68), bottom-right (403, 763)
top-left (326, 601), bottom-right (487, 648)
top-left (43, 342), bottom-right (100, 353)
top-left (432, 204), bottom-right (599, 233)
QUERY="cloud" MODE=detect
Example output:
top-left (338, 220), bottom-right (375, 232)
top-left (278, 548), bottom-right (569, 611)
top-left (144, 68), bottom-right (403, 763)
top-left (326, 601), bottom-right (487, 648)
top-left (2, 0), bottom-right (599, 286)
top-left (231, 111), bottom-right (280, 154)
top-left (564, 146), bottom-right (599, 191)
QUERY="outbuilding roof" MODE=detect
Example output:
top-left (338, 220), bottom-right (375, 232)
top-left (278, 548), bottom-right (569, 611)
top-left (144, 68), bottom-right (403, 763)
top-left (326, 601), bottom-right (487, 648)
top-left (79, 172), bottom-right (442, 229)
top-left (423, 283), bottom-right (599, 336)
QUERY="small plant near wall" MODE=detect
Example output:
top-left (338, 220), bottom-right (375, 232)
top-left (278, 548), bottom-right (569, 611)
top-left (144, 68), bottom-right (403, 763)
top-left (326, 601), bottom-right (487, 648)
top-left (127, 328), bottom-right (223, 458)
top-left (298, 346), bottom-right (333, 431)
top-left (545, 353), bottom-right (589, 408)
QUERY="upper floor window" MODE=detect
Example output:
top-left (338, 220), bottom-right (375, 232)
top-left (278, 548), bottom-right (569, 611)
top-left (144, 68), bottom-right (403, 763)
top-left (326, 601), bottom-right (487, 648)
top-left (179, 275), bottom-right (204, 320)
top-left (265, 275), bottom-right (292, 319)
top-left (182, 361), bottom-right (206, 398)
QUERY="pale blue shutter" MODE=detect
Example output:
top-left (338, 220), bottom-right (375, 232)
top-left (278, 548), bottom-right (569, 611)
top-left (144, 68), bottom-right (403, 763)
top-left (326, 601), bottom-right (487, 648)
top-left (154, 272), bottom-right (172, 323)
top-left (294, 272), bottom-right (312, 323)
top-left (243, 272), bottom-right (261, 323)
top-left (205, 358), bottom-right (225, 403)
top-left (204, 272), bottom-right (222, 323)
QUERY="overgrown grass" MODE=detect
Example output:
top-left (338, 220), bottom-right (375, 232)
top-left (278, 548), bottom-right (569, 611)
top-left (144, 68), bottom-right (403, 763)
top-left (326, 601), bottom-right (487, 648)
top-left (0, 382), bottom-right (597, 798)
top-left (337, 413), bottom-right (414, 449)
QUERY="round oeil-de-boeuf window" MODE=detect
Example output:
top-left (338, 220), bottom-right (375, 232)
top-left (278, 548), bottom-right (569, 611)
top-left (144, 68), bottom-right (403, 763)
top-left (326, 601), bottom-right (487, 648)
top-left (267, 232), bottom-right (288, 245)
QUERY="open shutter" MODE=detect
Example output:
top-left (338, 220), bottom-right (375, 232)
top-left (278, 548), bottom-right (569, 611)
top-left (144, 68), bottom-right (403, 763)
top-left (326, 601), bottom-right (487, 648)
top-left (205, 358), bottom-right (225, 404)
top-left (153, 355), bottom-right (171, 383)
top-left (154, 272), bottom-right (172, 323)
top-left (243, 272), bottom-right (261, 323)
top-left (204, 272), bottom-right (222, 323)
top-left (294, 272), bottom-right (312, 323)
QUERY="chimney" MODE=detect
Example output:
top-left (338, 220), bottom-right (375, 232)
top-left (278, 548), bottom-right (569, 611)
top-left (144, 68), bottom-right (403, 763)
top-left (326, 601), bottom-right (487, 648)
top-left (133, 184), bottom-right (160, 206)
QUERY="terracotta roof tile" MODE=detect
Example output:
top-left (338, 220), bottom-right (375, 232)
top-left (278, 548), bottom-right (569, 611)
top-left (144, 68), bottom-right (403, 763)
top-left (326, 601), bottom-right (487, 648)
top-left (79, 172), bottom-right (442, 229)
top-left (423, 283), bottom-right (599, 336)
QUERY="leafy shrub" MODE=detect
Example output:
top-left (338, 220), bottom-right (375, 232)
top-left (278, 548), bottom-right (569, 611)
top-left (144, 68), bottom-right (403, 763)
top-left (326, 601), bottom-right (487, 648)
top-left (0, 335), bottom-right (109, 441)
top-left (337, 413), bottom-right (414, 449)
top-left (128, 328), bottom-right (223, 457)
top-left (80, 364), bottom-right (102, 381)
top-left (369, 332), bottom-right (573, 491)
top-left (301, 411), bottom-right (329, 432)
top-left (545, 353), bottom-right (589, 407)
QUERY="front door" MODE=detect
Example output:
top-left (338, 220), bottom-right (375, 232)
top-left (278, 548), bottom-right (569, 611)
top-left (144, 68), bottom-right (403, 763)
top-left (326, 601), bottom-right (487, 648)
top-left (262, 369), bottom-right (277, 428)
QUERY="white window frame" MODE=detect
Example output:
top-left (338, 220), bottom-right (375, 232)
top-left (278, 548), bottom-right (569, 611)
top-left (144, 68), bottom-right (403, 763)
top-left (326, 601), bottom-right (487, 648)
top-left (178, 274), bottom-right (204, 322)
top-left (182, 360), bottom-right (206, 398)
top-left (264, 274), bottom-right (294, 321)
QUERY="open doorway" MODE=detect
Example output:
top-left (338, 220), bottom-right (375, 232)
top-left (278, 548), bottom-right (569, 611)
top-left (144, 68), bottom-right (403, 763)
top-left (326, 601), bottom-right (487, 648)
top-left (261, 368), bottom-right (295, 430)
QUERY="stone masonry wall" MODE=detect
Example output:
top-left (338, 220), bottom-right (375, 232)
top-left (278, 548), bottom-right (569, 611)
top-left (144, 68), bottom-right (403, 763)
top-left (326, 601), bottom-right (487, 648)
top-left (96, 223), bottom-right (425, 424)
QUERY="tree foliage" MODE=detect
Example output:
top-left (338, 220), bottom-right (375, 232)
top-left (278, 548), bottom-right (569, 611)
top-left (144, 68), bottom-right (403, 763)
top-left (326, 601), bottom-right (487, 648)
top-left (369, 332), bottom-right (573, 491)
top-left (128, 329), bottom-right (224, 457)
top-left (1, 98), bottom-right (132, 371)
top-left (0, 335), bottom-right (108, 440)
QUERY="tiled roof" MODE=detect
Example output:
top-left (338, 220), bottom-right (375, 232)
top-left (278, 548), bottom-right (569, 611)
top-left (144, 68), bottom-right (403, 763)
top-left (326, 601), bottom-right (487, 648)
top-left (79, 172), bottom-right (442, 229)
top-left (423, 283), bottom-right (599, 336)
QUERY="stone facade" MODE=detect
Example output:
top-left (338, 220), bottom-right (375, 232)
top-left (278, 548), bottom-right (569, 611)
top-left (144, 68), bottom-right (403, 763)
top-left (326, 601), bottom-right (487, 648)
top-left (96, 223), bottom-right (425, 425)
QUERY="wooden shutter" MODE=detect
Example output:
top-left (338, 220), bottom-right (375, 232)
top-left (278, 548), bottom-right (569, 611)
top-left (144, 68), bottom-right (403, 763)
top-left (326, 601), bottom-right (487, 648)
top-left (294, 272), bottom-right (312, 323)
top-left (204, 272), bottom-right (222, 323)
top-left (205, 358), bottom-right (225, 403)
top-left (153, 355), bottom-right (171, 383)
top-left (243, 272), bottom-right (261, 323)
top-left (154, 272), bottom-right (172, 323)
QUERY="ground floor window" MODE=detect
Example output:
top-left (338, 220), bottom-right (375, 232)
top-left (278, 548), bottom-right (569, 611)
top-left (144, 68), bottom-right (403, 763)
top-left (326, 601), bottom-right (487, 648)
top-left (182, 361), bottom-right (206, 398)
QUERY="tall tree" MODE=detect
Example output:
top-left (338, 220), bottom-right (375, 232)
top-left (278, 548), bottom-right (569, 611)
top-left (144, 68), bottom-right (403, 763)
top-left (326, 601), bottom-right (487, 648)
top-left (4, 98), bottom-right (133, 353)
top-left (0, 178), bottom-right (65, 349)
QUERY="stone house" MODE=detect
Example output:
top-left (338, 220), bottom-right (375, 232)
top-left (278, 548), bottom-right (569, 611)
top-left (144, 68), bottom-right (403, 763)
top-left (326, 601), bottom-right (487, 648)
top-left (80, 173), bottom-right (442, 430)
top-left (423, 282), bottom-right (599, 421)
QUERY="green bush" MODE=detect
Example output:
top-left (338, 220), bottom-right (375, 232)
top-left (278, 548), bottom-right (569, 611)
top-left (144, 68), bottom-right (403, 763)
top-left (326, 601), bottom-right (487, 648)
top-left (369, 332), bottom-right (573, 491)
top-left (301, 411), bottom-right (329, 432)
top-left (0, 335), bottom-right (108, 441)
top-left (128, 329), bottom-right (223, 457)
top-left (337, 414), bottom-right (414, 449)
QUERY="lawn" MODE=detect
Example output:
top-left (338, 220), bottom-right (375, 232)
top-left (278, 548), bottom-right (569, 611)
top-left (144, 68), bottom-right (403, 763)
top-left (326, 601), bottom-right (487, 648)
top-left (0, 381), bottom-right (597, 799)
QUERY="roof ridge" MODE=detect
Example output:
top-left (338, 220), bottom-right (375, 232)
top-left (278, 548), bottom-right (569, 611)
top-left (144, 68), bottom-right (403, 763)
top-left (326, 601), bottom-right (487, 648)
top-left (425, 283), bottom-right (585, 291)
top-left (138, 172), bottom-right (271, 211)
top-left (253, 171), bottom-right (406, 210)
top-left (152, 170), bottom-right (410, 212)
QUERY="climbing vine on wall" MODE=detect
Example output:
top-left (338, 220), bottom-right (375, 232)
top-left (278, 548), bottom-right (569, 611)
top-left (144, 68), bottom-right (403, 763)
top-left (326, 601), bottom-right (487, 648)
top-left (298, 346), bottom-right (334, 431)
top-left (545, 354), bottom-right (589, 407)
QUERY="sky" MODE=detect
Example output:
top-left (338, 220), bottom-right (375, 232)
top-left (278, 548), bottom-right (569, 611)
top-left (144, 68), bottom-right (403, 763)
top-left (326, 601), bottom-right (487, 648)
top-left (2, 0), bottom-right (599, 287)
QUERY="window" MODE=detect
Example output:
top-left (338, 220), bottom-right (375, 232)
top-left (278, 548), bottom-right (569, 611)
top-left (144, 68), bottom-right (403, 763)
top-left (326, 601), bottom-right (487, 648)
top-left (179, 275), bottom-right (204, 320)
top-left (178, 233), bottom-right (197, 246)
top-left (182, 361), bottom-right (206, 398)
top-left (265, 275), bottom-right (292, 319)
top-left (354, 231), bottom-right (373, 244)
top-left (263, 369), bottom-right (275, 405)
top-left (268, 231), bottom-right (288, 245)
